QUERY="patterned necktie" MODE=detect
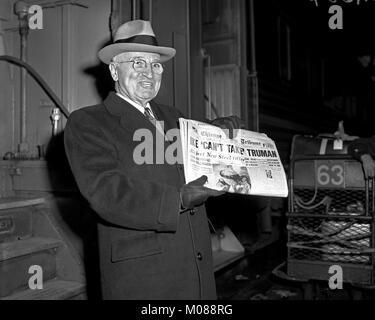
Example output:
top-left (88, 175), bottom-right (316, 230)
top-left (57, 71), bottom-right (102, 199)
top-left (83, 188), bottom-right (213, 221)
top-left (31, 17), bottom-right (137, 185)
top-left (144, 106), bottom-right (164, 135)
top-left (144, 106), bottom-right (156, 122)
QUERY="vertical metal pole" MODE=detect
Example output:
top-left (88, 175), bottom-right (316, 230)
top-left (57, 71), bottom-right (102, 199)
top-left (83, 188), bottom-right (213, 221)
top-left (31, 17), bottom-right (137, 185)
top-left (149, 0), bottom-right (152, 22)
top-left (371, 177), bottom-right (374, 214)
top-left (207, 54), bottom-right (211, 120)
top-left (248, 0), bottom-right (259, 132)
top-left (14, 1), bottom-right (29, 154)
top-left (289, 161), bottom-right (295, 213)
top-left (185, 0), bottom-right (191, 117)
top-left (20, 32), bottom-right (27, 147)
top-left (366, 179), bottom-right (369, 216)
top-left (132, 0), bottom-right (137, 20)
top-left (201, 49), bottom-right (211, 120)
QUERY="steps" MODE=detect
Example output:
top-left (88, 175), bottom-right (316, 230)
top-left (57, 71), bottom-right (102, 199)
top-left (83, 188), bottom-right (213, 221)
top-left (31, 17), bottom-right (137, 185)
top-left (1, 236), bottom-right (62, 261)
top-left (1, 279), bottom-right (85, 300)
top-left (0, 237), bottom-right (61, 297)
top-left (0, 197), bottom-right (43, 242)
top-left (0, 197), bottom-right (45, 210)
top-left (0, 197), bottom-right (86, 299)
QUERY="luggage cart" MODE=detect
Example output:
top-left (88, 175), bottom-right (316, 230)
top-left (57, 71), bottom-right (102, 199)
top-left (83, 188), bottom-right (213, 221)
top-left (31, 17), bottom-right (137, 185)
top-left (274, 134), bottom-right (375, 299)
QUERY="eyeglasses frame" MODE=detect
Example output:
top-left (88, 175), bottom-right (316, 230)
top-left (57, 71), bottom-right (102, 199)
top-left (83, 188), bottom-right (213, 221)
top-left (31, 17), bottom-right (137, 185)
top-left (114, 58), bottom-right (164, 74)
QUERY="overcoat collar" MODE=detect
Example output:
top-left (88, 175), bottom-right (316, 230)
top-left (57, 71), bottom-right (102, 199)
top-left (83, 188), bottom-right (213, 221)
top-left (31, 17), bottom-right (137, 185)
top-left (103, 91), bottom-right (177, 135)
top-left (103, 91), bottom-right (156, 133)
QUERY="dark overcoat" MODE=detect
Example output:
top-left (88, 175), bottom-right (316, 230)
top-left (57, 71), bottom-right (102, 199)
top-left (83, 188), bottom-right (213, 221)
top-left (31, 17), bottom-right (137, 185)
top-left (64, 92), bottom-right (216, 299)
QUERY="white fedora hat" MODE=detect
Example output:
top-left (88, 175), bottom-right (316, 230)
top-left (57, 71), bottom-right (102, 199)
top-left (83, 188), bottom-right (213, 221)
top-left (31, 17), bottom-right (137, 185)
top-left (98, 20), bottom-right (176, 64)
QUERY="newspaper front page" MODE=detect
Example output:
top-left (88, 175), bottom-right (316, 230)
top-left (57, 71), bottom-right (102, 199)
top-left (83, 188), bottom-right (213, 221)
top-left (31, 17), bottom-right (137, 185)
top-left (179, 118), bottom-right (288, 197)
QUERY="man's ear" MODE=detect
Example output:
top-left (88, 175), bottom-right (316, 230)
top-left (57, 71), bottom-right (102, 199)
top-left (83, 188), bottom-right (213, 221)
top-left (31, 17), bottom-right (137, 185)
top-left (109, 63), bottom-right (118, 81)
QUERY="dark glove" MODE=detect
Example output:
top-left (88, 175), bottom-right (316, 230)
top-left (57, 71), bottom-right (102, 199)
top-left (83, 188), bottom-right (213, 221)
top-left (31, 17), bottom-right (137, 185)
top-left (210, 115), bottom-right (243, 139)
top-left (180, 175), bottom-right (225, 210)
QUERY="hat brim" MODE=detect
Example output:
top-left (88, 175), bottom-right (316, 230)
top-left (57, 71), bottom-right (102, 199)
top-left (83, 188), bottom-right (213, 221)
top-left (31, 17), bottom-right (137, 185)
top-left (98, 43), bottom-right (176, 64)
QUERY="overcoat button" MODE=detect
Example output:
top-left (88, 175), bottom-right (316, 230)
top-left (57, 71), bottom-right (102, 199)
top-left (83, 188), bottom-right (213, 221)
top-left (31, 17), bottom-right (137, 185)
top-left (197, 252), bottom-right (203, 260)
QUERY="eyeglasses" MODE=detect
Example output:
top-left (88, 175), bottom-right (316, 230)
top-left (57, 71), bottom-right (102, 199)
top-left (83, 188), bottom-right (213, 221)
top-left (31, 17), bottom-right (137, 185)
top-left (116, 58), bottom-right (164, 74)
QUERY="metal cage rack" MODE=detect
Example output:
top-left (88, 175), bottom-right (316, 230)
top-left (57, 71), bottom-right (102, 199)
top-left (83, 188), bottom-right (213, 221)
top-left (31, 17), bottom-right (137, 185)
top-left (286, 135), bottom-right (375, 286)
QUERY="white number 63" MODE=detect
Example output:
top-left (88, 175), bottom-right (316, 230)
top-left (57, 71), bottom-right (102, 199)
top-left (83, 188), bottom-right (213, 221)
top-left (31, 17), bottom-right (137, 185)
top-left (317, 164), bottom-right (344, 186)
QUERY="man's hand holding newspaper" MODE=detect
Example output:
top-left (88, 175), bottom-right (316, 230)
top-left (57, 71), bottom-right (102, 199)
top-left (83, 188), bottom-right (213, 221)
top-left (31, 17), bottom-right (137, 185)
top-left (180, 175), bottom-right (225, 210)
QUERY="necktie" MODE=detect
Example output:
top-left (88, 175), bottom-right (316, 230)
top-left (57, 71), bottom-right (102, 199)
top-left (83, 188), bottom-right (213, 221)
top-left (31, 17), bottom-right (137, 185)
top-left (144, 106), bottom-right (156, 122)
top-left (144, 106), bottom-right (164, 136)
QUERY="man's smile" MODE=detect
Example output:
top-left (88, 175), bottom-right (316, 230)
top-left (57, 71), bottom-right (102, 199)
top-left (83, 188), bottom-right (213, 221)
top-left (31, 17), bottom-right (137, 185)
top-left (139, 81), bottom-right (154, 89)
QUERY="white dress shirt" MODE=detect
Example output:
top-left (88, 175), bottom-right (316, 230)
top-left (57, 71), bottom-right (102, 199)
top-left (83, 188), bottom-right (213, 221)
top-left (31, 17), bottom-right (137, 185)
top-left (116, 92), bottom-right (164, 135)
top-left (116, 92), bottom-right (157, 118)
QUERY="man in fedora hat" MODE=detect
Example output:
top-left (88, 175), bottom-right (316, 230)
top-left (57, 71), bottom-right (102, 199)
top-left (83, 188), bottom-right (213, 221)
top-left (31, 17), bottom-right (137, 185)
top-left (64, 19), bottom-right (242, 300)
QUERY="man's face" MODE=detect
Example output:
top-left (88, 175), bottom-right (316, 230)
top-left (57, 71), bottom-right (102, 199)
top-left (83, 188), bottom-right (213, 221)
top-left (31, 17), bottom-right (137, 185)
top-left (109, 52), bottom-right (162, 106)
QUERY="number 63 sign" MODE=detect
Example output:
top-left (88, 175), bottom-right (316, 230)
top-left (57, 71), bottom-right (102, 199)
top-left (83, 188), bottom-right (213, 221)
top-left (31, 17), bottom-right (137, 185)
top-left (315, 160), bottom-right (345, 188)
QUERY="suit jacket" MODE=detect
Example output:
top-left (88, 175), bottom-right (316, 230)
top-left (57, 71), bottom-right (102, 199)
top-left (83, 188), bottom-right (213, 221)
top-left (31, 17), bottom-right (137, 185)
top-left (64, 92), bottom-right (216, 299)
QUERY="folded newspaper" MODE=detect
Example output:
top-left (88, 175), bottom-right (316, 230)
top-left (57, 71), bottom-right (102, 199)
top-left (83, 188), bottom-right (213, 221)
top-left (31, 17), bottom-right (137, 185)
top-left (179, 118), bottom-right (288, 197)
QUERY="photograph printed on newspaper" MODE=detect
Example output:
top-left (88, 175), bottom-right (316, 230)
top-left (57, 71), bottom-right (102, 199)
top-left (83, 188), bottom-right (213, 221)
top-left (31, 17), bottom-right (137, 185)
top-left (179, 118), bottom-right (289, 198)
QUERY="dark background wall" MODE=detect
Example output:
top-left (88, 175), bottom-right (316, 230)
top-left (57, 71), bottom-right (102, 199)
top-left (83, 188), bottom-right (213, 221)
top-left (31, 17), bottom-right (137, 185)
top-left (253, 0), bottom-right (375, 162)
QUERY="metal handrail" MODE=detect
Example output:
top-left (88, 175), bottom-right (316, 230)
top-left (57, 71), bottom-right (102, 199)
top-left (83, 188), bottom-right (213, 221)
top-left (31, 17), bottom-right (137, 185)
top-left (0, 55), bottom-right (70, 118)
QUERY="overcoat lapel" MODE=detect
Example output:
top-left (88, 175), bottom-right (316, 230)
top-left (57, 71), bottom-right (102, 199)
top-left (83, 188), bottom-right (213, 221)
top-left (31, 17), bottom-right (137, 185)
top-left (103, 92), bottom-right (155, 134)
top-left (103, 93), bottom-right (176, 162)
